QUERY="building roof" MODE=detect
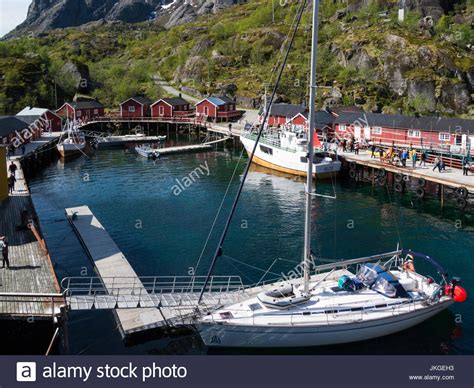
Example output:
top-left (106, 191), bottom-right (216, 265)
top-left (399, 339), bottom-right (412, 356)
top-left (122, 96), bottom-right (153, 105)
top-left (65, 100), bottom-right (104, 110)
top-left (157, 97), bottom-right (190, 107)
top-left (16, 106), bottom-right (49, 116)
top-left (0, 116), bottom-right (29, 138)
top-left (334, 112), bottom-right (474, 133)
top-left (15, 115), bottom-right (43, 126)
top-left (329, 106), bottom-right (365, 116)
top-left (260, 103), bottom-right (307, 118)
top-left (298, 110), bottom-right (335, 125)
top-left (201, 96), bottom-right (235, 106)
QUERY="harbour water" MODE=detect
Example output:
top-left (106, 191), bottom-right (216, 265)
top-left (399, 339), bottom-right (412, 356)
top-left (21, 141), bottom-right (474, 355)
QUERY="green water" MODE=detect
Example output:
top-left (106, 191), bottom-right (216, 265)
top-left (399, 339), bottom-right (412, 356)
top-left (25, 144), bottom-right (474, 355)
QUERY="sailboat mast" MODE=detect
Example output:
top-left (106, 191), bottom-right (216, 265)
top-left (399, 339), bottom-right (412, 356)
top-left (303, 0), bottom-right (320, 294)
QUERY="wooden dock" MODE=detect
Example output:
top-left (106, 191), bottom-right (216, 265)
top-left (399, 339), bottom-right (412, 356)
top-left (159, 137), bottom-right (231, 156)
top-left (64, 205), bottom-right (171, 337)
top-left (342, 151), bottom-right (474, 191)
top-left (0, 159), bottom-right (63, 319)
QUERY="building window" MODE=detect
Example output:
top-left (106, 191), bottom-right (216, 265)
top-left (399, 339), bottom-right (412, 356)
top-left (455, 135), bottom-right (463, 146)
top-left (94, 109), bottom-right (99, 115)
top-left (76, 110), bottom-right (82, 117)
top-left (408, 130), bottom-right (421, 138)
top-left (159, 106), bottom-right (164, 116)
top-left (439, 132), bottom-right (450, 141)
top-left (128, 106), bottom-right (136, 113)
top-left (204, 106), bottom-right (209, 116)
top-left (260, 145), bottom-right (273, 155)
top-left (372, 126), bottom-right (382, 135)
top-left (339, 124), bottom-right (346, 132)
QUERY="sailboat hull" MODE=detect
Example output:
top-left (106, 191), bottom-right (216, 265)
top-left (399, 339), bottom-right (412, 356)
top-left (197, 299), bottom-right (453, 348)
top-left (240, 136), bottom-right (341, 178)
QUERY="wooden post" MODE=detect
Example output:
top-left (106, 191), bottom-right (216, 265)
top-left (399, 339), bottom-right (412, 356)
top-left (0, 147), bottom-right (8, 201)
top-left (440, 184), bottom-right (444, 208)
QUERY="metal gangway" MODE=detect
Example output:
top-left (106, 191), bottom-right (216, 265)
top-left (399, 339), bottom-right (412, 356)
top-left (61, 275), bottom-right (248, 326)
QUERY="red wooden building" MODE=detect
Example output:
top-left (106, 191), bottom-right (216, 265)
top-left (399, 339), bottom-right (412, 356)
top-left (195, 96), bottom-right (240, 122)
top-left (259, 103), bottom-right (306, 127)
top-left (0, 116), bottom-right (30, 146)
top-left (333, 112), bottom-right (474, 152)
top-left (120, 96), bottom-right (152, 118)
top-left (151, 97), bottom-right (193, 118)
top-left (16, 107), bottom-right (62, 138)
top-left (56, 100), bottom-right (104, 122)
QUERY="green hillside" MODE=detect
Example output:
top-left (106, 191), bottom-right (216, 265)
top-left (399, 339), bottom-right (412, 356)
top-left (0, 0), bottom-right (472, 116)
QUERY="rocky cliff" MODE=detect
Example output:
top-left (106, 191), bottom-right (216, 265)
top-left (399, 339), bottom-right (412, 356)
top-left (5, 0), bottom-right (466, 37)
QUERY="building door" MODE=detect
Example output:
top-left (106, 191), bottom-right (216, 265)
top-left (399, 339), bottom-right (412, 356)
top-left (204, 106), bottom-right (209, 116)
top-left (354, 125), bottom-right (361, 139)
top-left (364, 126), bottom-right (371, 140)
top-left (159, 106), bottom-right (164, 116)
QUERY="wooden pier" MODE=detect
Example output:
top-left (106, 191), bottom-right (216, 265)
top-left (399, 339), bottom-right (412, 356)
top-left (65, 206), bottom-right (172, 337)
top-left (341, 150), bottom-right (473, 209)
top-left (0, 157), bottom-right (63, 320)
top-left (159, 137), bottom-right (231, 156)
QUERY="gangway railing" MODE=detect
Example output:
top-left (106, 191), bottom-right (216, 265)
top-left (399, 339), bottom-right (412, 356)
top-left (61, 276), bottom-right (247, 311)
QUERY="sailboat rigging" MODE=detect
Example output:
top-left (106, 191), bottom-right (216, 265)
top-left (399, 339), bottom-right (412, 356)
top-left (194, 0), bottom-right (467, 348)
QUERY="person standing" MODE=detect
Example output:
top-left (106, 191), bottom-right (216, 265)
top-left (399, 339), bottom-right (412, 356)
top-left (411, 150), bottom-right (417, 169)
top-left (8, 174), bottom-right (16, 194)
top-left (8, 162), bottom-right (17, 178)
top-left (354, 142), bottom-right (360, 155)
top-left (371, 143), bottom-right (376, 158)
top-left (463, 159), bottom-right (471, 176)
top-left (0, 237), bottom-right (9, 269)
top-left (342, 139), bottom-right (347, 152)
top-left (420, 150), bottom-right (427, 167)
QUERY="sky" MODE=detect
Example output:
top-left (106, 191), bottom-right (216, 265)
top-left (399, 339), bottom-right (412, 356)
top-left (0, 0), bottom-right (31, 37)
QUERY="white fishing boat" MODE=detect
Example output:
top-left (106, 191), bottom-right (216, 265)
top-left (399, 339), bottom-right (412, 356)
top-left (57, 123), bottom-right (86, 158)
top-left (194, 0), bottom-right (467, 348)
top-left (240, 127), bottom-right (341, 178)
top-left (157, 135), bottom-right (167, 141)
top-left (135, 145), bottom-right (160, 159)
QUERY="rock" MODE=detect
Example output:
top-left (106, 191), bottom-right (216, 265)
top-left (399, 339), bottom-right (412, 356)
top-left (388, 68), bottom-right (408, 96)
top-left (235, 95), bottom-right (257, 108)
top-left (174, 55), bottom-right (209, 83)
top-left (218, 83), bottom-right (237, 96)
top-left (417, 46), bottom-right (435, 66)
top-left (408, 79), bottom-right (436, 112)
top-left (465, 68), bottom-right (474, 93)
top-left (418, 15), bottom-right (434, 30)
top-left (105, 0), bottom-right (155, 23)
top-left (165, 4), bottom-right (197, 28)
top-left (329, 9), bottom-right (346, 22)
top-left (189, 38), bottom-right (214, 57)
top-left (61, 60), bottom-right (91, 92)
top-left (347, 48), bottom-right (377, 70)
top-left (440, 83), bottom-right (471, 113)
top-left (384, 34), bottom-right (408, 50)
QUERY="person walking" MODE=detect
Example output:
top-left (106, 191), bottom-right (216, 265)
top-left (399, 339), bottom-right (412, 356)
top-left (0, 237), bottom-right (9, 269)
top-left (8, 174), bottom-right (16, 194)
top-left (354, 142), bottom-right (360, 155)
top-left (439, 158), bottom-right (446, 172)
top-left (342, 139), bottom-right (347, 152)
top-left (432, 156), bottom-right (440, 172)
top-left (401, 149), bottom-right (407, 167)
top-left (371, 143), bottom-right (376, 158)
top-left (463, 159), bottom-right (471, 176)
top-left (8, 162), bottom-right (17, 178)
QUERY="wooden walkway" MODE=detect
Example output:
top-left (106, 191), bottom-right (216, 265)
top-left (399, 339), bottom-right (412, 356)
top-left (0, 160), bottom-right (62, 319)
top-left (159, 137), bottom-right (230, 156)
top-left (65, 206), bottom-right (169, 337)
top-left (342, 150), bottom-right (474, 191)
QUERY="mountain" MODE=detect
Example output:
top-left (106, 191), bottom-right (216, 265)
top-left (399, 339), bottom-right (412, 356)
top-left (6, 0), bottom-right (465, 38)
top-left (0, 0), bottom-right (472, 116)
top-left (4, 0), bottom-right (244, 38)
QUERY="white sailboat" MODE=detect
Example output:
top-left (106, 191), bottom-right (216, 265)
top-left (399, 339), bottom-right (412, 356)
top-left (57, 121), bottom-right (86, 158)
top-left (194, 0), bottom-right (466, 348)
